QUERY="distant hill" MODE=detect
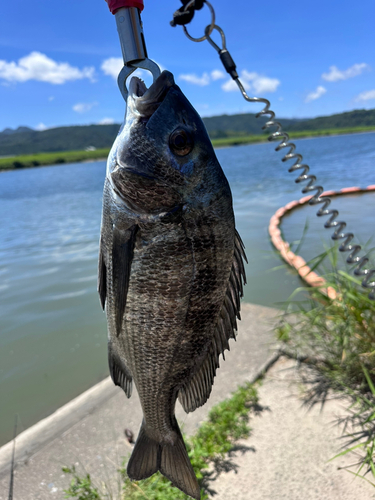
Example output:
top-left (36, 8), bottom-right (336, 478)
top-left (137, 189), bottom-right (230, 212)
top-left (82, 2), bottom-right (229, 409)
top-left (286, 109), bottom-right (375, 131)
top-left (202, 114), bottom-right (301, 138)
top-left (0, 124), bottom-right (121, 156)
top-left (1, 126), bottom-right (33, 136)
top-left (0, 108), bottom-right (374, 156)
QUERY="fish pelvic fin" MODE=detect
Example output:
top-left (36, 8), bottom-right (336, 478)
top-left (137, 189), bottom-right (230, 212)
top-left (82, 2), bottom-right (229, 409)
top-left (127, 418), bottom-right (201, 500)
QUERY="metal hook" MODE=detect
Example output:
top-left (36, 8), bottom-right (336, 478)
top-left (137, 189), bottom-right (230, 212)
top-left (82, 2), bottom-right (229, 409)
top-left (183, 0), bottom-right (216, 43)
top-left (117, 59), bottom-right (161, 102)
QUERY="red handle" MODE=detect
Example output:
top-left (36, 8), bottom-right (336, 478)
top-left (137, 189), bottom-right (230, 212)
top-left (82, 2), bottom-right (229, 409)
top-left (106, 0), bottom-right (144, 14)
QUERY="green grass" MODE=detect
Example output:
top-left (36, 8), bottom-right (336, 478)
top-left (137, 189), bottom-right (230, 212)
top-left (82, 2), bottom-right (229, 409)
top-left (276, 246), bottom-right (375, 483)
top-left (63, 382), bottom-right (259, 500)
top-left (0, 148), bottom-right (110, 171)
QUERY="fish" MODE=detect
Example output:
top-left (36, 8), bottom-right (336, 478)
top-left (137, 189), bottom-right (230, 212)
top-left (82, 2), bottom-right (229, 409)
top-left (98, 70), bottom-right (246, 500)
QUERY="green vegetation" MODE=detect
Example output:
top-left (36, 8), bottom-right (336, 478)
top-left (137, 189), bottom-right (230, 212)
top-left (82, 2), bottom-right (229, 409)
top-left (1, 125), bottom-right (374, 171)
top-left (63, 382), bottom-right (259, 499)
top-left (62, 466), bottom-right (101, 500)
top-left (276, 247), bottom-right (375, 484)
top-left (211, 126), bottom-right (375, 148)
top-left (0, 148), bottom-right (110, 171)
top-left (205, 108), bottom-right (375, 138)
top-left (1, 108), bottom-right (374, 157)
top-left (287, 108), bottom-right (375, 132)
top-left (0, 123), bottom-right (120, 156)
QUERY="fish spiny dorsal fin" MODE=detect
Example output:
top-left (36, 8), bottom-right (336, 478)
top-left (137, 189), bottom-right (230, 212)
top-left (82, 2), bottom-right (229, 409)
top-left (178, 229), bottom-right (247, 414)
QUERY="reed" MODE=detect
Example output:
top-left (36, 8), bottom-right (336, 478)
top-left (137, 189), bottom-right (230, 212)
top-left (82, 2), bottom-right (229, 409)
top-left (276, 245), bottom-right (375, 484)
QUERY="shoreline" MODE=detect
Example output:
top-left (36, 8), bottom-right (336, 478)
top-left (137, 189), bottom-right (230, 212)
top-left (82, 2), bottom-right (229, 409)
top-left (0, 302), bottom-right (279, 479)
top-left (1, 127), bottom-right (374, 172)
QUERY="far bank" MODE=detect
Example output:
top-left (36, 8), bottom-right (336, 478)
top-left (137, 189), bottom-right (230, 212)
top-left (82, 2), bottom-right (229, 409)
top-left (0, 126), bottom-right (374, 171)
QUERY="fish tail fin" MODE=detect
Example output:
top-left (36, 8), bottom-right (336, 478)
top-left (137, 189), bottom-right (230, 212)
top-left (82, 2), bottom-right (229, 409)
top-left (127, 418), bottom-right (201, 500)
top-left (159, 418), bottom-right (200, 500)
top-left (127, 420), bottom-right (159, 480)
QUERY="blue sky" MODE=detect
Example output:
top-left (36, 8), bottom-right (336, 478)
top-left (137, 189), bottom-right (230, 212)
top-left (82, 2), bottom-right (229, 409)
top-left (1, 0), bottom-right (374, 131)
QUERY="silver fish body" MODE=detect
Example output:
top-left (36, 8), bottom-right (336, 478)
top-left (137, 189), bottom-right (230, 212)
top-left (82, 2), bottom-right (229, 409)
top-left (98, 71), bottom-right (246, 499)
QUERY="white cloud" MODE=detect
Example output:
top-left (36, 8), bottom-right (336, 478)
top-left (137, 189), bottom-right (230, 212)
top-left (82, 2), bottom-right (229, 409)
top-left (211, 69), bottom-right (226, 81)
top-left (0, 52), bottom-right (95, 84)
top-left (35, 123), bottom-right (47, 131)
top-left (98, 117), bottom-right (115, 125)
top-left (48, 96), bottom-right (55, 101)
top-left (322, 63), bottom-right (369, 82)
top-left (73, 102), bottom-right (98, 113)
top-left (355, 89), bottom-right (375, 101)
top-left (179, 72), bottom-right (210, 86)
top-left (305, 86), bottom-right (327, 102)
top-left (222, 70), bottom-right (280, 94)
top-left (251, 77), bottom-right (280, 94)
top-left (101, 57), bottom-right (123, 80)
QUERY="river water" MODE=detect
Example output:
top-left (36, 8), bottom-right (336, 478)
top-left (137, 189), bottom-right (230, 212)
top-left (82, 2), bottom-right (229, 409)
top-left (0, 132), bottom-right (374, 445)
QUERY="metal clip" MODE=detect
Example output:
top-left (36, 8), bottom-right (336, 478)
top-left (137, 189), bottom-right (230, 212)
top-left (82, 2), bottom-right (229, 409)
top-left (115, 7), bottom-right (147, 65)
top-left (115, 7), bottom-right (161, 101)
top-left (117, 59), bottom-right (161, 101)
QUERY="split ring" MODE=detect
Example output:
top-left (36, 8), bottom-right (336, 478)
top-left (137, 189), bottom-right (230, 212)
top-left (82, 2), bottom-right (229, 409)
top-left (183, 0), bottom-right (216, 43)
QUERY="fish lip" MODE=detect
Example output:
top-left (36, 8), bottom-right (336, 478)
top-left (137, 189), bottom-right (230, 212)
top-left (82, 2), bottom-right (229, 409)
top-left (129, 70), bottom-right (175, 117)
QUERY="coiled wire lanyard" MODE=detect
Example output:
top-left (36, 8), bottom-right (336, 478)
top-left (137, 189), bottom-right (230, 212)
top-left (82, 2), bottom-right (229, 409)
top-left (171, 0), bottom-right (375, 301)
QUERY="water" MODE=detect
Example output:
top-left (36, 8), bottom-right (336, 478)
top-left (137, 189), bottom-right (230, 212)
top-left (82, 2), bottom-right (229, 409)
top-left (0, 132), bottom-right (374, 445)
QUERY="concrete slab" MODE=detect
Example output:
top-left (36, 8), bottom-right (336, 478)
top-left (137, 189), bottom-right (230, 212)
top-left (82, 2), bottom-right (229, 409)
top-left (0, 302), bottom-right (279, 499)
top-left (211, 357), bottom-right (375, 500)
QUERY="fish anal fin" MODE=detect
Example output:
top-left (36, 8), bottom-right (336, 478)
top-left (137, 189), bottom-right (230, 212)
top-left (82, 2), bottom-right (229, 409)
top-left (98, 239), bottom-right (107, 311)
top-left (108, 343), bottom-right (133, 398)
top-left (112, 224), bottom-right (138, 336)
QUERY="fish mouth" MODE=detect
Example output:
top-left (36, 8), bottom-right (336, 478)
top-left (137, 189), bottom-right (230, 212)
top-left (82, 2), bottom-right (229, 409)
top-left (128, 70), bottom-right (175, 117)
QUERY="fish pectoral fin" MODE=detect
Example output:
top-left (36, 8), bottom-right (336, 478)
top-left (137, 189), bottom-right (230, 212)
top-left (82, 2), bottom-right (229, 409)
top-left (108, 343), bottom-right (133, 398)
top-left (178, 228), bottom-right (247, 414)
top-left (112, 224), bottom-right (138, 336)
top-left (127, 418), bottom-right (200, 500)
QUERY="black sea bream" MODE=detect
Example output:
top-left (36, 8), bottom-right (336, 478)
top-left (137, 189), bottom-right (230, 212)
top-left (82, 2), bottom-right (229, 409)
top-left (98, 71), bottom-right (246, 499)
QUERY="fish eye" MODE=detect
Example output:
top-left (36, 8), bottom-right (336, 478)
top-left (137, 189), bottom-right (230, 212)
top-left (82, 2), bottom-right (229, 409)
top-left (169, 129), bottom-right (193, 157)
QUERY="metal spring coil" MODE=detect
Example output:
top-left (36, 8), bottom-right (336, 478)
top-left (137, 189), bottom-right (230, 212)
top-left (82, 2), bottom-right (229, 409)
top-left (235, 78), bottom-right (375, 300)
top-left (179, 4), bottom-right (375, 301)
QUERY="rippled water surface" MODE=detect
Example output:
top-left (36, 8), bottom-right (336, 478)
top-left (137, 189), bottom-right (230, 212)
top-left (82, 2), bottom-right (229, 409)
top-left (0, 132), bottom-right (374, 444)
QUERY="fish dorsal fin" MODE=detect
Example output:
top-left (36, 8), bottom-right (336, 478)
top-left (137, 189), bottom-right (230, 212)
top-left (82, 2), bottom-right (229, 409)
top-left (178, 229), bottom-right (247, 413)
top-left (112, 224), bottom-right (138, 336)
